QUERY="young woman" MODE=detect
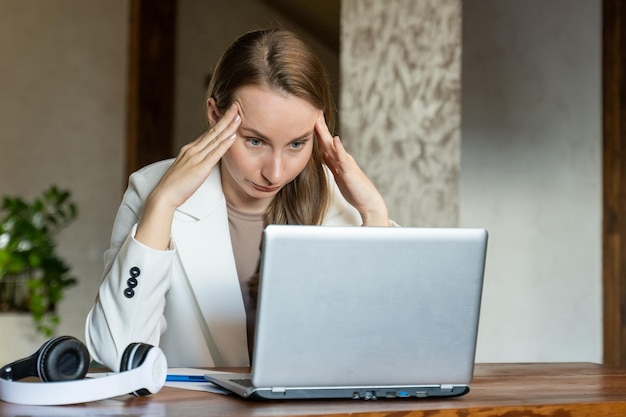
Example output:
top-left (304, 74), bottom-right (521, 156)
top-left (85, 28), bottom-right (392, 371)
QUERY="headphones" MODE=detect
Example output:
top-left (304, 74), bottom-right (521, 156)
top-left (0, 335), bottom-right (167, 405)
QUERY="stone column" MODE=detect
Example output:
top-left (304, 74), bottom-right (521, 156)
top-left (340, 0), bottom-right (461, 226)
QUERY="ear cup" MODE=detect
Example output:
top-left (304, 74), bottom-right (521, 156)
top-left (0, 335), bottom-right (89, 382)
top-left (119, 343), bottom-right (153, 396)
top-left (37, 336), bottom-right (90, 382)
top-left (0, 338), bottom-right (166, 406)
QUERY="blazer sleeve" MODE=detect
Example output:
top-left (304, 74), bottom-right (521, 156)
top-left (85, 164), bottom-right (176, 371)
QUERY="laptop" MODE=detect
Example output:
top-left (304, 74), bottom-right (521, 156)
top-left (205, 225), bottom-right (488, 400)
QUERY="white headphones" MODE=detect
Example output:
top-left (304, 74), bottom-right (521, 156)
top-left (0, 335), bottom-right (167, 405)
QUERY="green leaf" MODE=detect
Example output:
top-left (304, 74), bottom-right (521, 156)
top-left (0, 185), bottom-right (78, 336)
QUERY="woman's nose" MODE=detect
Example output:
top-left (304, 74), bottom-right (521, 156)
top-left (261, 152), bottom-right (282, 184)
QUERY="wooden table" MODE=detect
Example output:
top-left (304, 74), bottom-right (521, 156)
top-left (2, 363), bottom-right (626, 416)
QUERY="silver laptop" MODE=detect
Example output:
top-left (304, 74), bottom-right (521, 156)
top-left (205, 225), bottom-right (488, 400)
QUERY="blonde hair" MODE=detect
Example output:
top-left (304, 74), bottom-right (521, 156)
top-left (208, 29), bottom-right (336, 301)
top-left (208, 28), bottom-right (333, 226)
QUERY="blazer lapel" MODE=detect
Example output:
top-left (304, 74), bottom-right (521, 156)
top-left (170, 168), bottom-right (249, 366)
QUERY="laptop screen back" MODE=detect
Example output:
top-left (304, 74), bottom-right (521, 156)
top-left (252, 225), bottom-right (488, 389)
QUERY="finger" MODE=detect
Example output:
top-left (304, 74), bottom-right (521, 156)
top-left (177, 113), bottom-right (240, 168)
top-left (323, 151), bottom-right (339, 177)
top-left (315, 112), bottom-right (336, 153)
top-left (212, 103), bottom-right (240, 134)
top-left (324, 137), bottom-right (345, 175)
top-left (193, 108), bottom-right (241, 155)
top-left (204, 105), bottom-right (240, 146)
top-left (332, 135), bottom-right (347, 156)
top-left (203, 126), bottom-right (238, 162)
top-left (210, 110), bottom-right (241, 148)
top-left (186, 104), bottom-right (238, 145)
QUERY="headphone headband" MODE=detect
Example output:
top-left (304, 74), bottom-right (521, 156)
top-left (0, 336), bottom-right (167, 405)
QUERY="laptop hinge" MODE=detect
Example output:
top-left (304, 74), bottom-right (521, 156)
top-left (271, 387), bottom-right (286, 393)
top-left (440, 384), bottom-right (454, 391)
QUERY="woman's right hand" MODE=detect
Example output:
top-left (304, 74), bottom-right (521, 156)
top-left (135, 104), bottom-right (241, 250)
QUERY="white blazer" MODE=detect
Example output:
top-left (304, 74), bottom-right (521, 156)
top-left (85, 159), bottom-right (362, 371)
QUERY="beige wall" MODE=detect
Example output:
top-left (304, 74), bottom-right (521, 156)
top-left (0, 0), bottom-right (603, 365)
top-left (0, 0), bottom-right (129, 357)
top-left (341, 0), bottom-right (602, 364)
top-left (341, 0), bottom-right (462, 227)
top-left (461, 0), bottom-right (602, 363)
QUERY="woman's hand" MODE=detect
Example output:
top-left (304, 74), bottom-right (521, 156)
top-left (135, 104), bottom-right (241, 249)
top-left (315, 113), bottom-right (390, 226)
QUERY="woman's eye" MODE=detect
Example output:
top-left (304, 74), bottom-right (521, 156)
top-left (291, 141), bottom-right (304, 149)
top-left (247, 138), bottom-right (262, 147)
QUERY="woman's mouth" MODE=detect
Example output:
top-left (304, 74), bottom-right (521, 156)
top-left (252, 183), bottom-right (280, 193)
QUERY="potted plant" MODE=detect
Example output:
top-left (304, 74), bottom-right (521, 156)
top-left (0, 185), bottom-right (78, 337)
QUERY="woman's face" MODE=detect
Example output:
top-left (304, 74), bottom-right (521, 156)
top-left (210, 85), bottom-right (319, 213)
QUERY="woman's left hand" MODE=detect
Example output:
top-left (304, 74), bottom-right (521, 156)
top-left (315, 113), bottom-right (390, 226)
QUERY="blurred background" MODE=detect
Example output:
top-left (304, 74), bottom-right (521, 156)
top-left (0, 0), bottom-right (602, 366)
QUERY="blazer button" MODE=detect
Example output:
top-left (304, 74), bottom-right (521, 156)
top-left (124, 266), bottom-right (141, 298)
